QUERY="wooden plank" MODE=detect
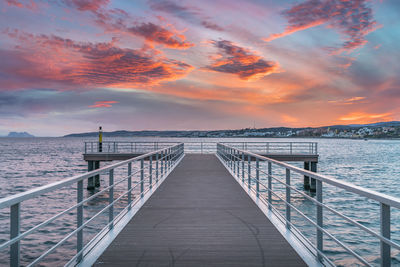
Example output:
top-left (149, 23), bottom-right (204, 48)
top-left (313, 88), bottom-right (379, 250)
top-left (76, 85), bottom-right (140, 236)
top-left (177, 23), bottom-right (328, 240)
top-left (94, 155), bottom-right (307, 266)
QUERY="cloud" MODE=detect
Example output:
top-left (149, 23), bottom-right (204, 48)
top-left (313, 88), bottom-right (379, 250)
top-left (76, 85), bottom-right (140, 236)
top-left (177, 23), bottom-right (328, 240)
top-left (148, 0), bottom-right (224, 31)
top-left (5, 0), bottom-right (37, 10)
top-left (63, 0), bottom-right (109, 11)
top-left (89, 100), bottom-right (118, 108)
top-left (339, 111), bottom-right (392, 122)
top-left (264, 0), bottom-right (379, 54)
top-left (128, 22), bottom-right (194, 49)
top-left (201, 21), bottom-right (224, 31)
top-left (205, 40), bottom-right (280, 80)
top-left (328, 96), bottom-right (367, 105)
top-left (1, 29), bottom-right (193, 90)
top-left (60, 0), bottom-right (194, 50)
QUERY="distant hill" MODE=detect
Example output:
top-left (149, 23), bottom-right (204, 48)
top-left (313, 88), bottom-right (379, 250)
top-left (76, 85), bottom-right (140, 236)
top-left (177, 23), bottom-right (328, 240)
top-left (326, 121), bottom-right (400, 129)
top-left (7, 132), bottom-right (35, 137)
top-left (63, 121), bottom-right (400, 138)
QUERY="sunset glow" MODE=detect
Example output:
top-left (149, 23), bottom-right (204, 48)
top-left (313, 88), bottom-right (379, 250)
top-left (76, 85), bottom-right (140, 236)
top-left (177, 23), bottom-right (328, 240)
top-left (0, 0), bottom-right (399, 136)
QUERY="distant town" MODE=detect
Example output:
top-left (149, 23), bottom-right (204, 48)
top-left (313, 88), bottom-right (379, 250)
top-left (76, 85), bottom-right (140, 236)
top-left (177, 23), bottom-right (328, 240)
top-left (64, 121), bottom-right (400, 139)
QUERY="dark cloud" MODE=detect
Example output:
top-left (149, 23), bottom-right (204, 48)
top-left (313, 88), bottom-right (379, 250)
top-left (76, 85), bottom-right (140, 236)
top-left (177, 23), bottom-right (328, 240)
top-left (265, 0), bottom-right (378, 54)
top-left (206, 40), bottom-right (280, 80)
top-left (148, 0), bottom-right (224, 31)
top-left (201, 21), bottom-right (224, 31)
top-left (0, 30), bottom-right (193, 90)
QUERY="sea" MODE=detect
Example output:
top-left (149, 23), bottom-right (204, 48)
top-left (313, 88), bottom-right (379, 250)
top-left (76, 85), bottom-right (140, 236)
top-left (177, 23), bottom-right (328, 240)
top-left (0, 137), bottom-right (399, 266)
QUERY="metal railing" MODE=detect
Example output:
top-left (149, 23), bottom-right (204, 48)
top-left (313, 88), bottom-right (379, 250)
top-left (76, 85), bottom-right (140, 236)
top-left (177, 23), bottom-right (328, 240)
top-left (217, 143), bottom-right (400, 267)
top-left (84, 141), bottom-right (318, 155)
top-left (0, 143), bottom-right (184, 266)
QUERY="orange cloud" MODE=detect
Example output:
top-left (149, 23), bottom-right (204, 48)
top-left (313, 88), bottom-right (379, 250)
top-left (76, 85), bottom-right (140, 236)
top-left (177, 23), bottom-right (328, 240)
top-left (281, 114), bottom-right (299, 124)
top-left (328, 96), bottom-right (367, 105)
top-left (89, 100), bottom-right (118, 108)
top-left (263, 20), bottom-right (325, 42)
top-left (339, 112), bottom-right (393, 123)
top-left (127, 22), bottom-right (194, 49)
top-left (1, 29), bottom-right (193, 90)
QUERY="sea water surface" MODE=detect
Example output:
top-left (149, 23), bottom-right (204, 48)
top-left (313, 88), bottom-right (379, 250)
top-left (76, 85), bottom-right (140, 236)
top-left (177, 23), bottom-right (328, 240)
top-left (0, 137), bottom-right (399, 266)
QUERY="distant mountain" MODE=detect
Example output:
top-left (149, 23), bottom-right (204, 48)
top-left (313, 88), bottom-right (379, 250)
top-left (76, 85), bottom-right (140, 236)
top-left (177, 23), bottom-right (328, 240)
top-left (7, 132), bottom-right (35, 137)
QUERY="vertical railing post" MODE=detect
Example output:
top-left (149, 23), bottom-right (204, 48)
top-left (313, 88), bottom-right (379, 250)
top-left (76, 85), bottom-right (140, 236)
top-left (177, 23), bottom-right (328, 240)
top-left (286, 168), bottom-right (291, 229)
top-left (10, 203), bottom-right (20, 267)
top-left (380, 203), bottom-right (391, 267)
top-left (77, 180), bottom-right (83, 262)
top-left (128, 162), bottom-right (132, 210)
top-left (229, 148), bottom-right (233, 170)
top-left (109, 169), bottom-right (114, 230)
top-left (248, 155), bottom-right (251, 189)
top-left (161, 150), bottom-right (164, 176)
top-left (140, 159), bottom-right (144, 197)
top-left (316, 179), bottom-right (323, 261)
top-left (256, 158), bottom-right (259, 197)
top-left (149, 156), bottom-right (153, 189)
top-left (267, 162), bottom-right (272, 209)
top-left (242, 153), bottom-right (245, 183)
top-left (156, 153), bottom-right (159, 183)
top-left (233, 149), bottom-right (236, 174)
top-left (236, 150), bottom-right (240, 176)
top-left (168, 148), bottom-right (171, 170)
top-left (166, 148), bottom-right (169, 171)
top-left (290, 142), bottom-right (293, 154)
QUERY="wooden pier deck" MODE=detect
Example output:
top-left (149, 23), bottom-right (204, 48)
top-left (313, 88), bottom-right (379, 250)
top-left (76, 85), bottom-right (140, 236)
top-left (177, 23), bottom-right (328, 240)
top-left (94, 154), bottom-right (306, 266)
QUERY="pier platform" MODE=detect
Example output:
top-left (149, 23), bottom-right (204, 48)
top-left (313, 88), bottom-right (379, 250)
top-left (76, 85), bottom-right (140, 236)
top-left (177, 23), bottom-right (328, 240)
top-left (94, 154), bottom-right (306, 266)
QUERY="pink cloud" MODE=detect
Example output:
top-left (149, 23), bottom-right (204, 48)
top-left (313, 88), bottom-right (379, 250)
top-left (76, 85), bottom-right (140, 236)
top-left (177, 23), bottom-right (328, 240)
top-left (5, 0), bottom-right (37, 11)
top-left (205, 40), bottom-right (280, 80)
top-left (63, 0), bottom-right (110, 11)
top-left (265, 0), bottom-right (379, 54)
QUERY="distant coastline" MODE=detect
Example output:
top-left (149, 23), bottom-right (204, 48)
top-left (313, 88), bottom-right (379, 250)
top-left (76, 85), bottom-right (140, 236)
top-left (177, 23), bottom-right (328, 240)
top-left (63, 121), bottom-right (400, 139)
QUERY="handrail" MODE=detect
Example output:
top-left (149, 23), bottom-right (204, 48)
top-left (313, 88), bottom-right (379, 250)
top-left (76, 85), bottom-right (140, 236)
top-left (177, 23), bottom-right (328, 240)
top-left (0, 143), bottom-right (185, 266)
top-left (221, 144), bottom-right (400, 209)
top-left (0, 146), bottom-right (176, 209)
top-left (216, 143), bottom-right (400, 266)
top-left (84, 141), bottom-right (318, 155)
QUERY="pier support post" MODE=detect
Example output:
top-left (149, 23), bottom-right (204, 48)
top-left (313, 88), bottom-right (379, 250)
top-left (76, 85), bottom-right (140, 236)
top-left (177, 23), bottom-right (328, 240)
top-left (87, 161), bottom-right (95, 190)
top-left (303, 162), bottom-right (310, 190)
top-left (94, 161), bottom-right (100, 187)
top-left (310, 162), bottom-right (317, 193)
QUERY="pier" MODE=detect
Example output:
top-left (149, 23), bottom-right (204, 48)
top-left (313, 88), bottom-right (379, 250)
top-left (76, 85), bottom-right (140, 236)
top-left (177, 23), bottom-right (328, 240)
top-left (95, 154), bottom-right (306, 266)
top-left (0, 141), bottom-right (399, 266)
top-left (83, 141), bottom-right (319, 191)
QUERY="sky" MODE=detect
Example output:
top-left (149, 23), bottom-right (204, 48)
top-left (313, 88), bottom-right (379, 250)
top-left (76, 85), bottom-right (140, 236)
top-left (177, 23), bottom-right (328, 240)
top-left (0, 0), bottom-right (399, 136)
